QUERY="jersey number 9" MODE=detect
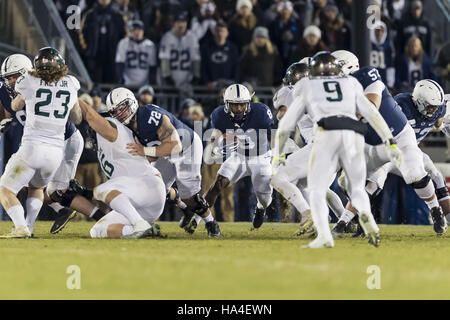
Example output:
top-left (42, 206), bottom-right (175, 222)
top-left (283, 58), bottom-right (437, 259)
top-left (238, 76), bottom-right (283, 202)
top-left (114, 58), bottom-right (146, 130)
top-left (323, 81), bottom-right (343, 102)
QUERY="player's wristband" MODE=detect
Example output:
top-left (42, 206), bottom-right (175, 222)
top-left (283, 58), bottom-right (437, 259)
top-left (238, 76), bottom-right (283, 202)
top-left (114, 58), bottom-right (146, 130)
top-left (144, 146), bottom-right (156, 157)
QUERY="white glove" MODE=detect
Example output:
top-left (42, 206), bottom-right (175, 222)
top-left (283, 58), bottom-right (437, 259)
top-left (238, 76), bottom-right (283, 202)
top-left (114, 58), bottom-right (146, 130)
top-left (385, 139), bottom-right (402, 168)
top-left (0, 118), bottom-right (13, 133)
top-left (272, 154), bottom-right (286, 176)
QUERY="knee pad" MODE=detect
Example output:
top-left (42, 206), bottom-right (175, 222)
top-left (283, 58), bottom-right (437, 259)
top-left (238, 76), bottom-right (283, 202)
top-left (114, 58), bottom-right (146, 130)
top-left (411, 174), bottom-right (431, 189)
top-left (436, 187), bottom-right (450, 201)
top-left (49, 189), bottom-right (78, 207)
top-left (191, 193), bottom-right (210, 215)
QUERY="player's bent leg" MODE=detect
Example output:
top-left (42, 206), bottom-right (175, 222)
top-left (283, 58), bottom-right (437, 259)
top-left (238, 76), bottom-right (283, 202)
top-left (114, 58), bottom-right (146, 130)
top-left (90, 211), bottom-right (131, 239)
top-left (94, 186), bottom-right (152, 239)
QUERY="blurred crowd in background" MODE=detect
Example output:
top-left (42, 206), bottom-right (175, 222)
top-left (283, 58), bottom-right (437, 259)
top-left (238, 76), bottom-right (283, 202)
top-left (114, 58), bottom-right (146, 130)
top-left (45, 0), bottom-right (450, 223)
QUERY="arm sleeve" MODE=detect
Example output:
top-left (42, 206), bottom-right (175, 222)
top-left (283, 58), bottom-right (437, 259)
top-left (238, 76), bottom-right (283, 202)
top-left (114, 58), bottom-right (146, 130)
top-left (354, 81), bottom-right (393, 142)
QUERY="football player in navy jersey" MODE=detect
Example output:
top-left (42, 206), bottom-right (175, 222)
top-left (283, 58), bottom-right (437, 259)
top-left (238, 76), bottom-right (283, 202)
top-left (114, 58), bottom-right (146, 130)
top-left (203, 84), bottom-right (273, 229)
top-left (116, 88), bottom-right (222, 237)
top-left (331, 50), bottom-right (447, 235)
top-left (366, 80), bottom-right (450, 224)
top-left (0, 53), bottom-right (107, 235)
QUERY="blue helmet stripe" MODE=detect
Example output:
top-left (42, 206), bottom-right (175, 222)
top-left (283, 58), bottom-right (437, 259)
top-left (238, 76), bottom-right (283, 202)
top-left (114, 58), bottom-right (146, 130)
top-left (3, 56), bottom-right (10, 73)
top-left (427, 79), bottom-right (443, 103)
top-left (236, 84), bottom-right (240, 98)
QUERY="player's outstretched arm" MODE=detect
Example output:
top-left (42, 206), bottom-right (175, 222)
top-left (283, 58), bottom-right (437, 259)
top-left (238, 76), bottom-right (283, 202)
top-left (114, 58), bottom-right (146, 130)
top-left (126, 115), bottom-right (182, 158)
top-left (78, 99), bottom-right (118, 142)
top-left (11, 94), bottom-right (25, 111)
top-left (68, 101), bottom-right (82, 125)
top-left (274, 95), bottom-right (305, 156)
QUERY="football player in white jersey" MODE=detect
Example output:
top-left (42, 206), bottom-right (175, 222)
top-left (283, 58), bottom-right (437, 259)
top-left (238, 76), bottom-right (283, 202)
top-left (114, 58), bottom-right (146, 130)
top-left (332, 50), bottom-right (447, 236)
top-left (0, 47), bottom-right (82, 238)
top-left (115, 20), bottom-right (157, 87)
top-left (159, 12), bottom-right (201, 88)
top-left (78, 89), bottom-right (166, 239)
top-left (273, 52), bottom-right (402, 248)
top-left (271, 60), bottom-right (354, 237)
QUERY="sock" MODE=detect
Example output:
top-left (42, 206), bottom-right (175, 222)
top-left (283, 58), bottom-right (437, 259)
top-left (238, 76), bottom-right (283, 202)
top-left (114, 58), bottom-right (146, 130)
top-left (49, 202), bottom-right (64, 213)
top-left (194, 213), bottom-right (202, 224)
top-left (256, 201), bottom-right (264, 210)
top-left (109, 194), bottom-right (144, 225)
top-left (326, 189), bottom-right (345, 218)
top-left (6, 205), bottom-right (27, 228)
top-left (122, 225), bottom-right (133, 237)
top-left (273, 180), bottom-right (310, 214)
top-left (414, 180), bottom-right (439, 209)
top-left (177, 200), bottom-right (187, 210)
top-left (339, 210), bottom-right (356, 224)
top-left (25, 197), bottom-right (43, 232)
top-left (89, 207), bottom-right (106, 221)
top-left (203, 212), bottom-right (214, 223)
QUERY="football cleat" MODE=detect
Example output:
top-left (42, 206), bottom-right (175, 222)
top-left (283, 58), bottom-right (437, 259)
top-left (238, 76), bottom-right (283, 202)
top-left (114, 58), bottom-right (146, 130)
top-left (179, 209), bottom-right (195, 232)
top-left (430, 206), bottom-right (448, 235)
top-left (294, 216), bottom-right (317, 238)
top-left (50, 208), bottom-right (76, 234)
top-left (252, 207), bottom-right (266, 229)
top-left (358, 212), bottom-right (380, 247)
top-left (351, 221), bottom-right (365, 238)
top-left (205, 220), bottom-right (222, 238)
top-left (301, 237), bottom-right (334, 249)
top-left (331, 220), bottom-right (347, 238)
top-left (121, 220), bottom-right (153, 239)
top-left (0, 226), bottom-right (32, 239)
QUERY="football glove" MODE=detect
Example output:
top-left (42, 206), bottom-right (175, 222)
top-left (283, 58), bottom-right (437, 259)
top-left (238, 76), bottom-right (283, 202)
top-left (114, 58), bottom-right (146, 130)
top-left (385, 138), bottom-right (402, 168)
top-left (272, 154), bottom-right (286, 175)
top-left (0, 118), bottom-right (13, 133)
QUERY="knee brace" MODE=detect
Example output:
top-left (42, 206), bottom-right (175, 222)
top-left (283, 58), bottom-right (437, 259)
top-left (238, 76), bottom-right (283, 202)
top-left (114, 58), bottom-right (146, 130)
top-left (411, 174), bottom-right (431, 189)
top-left (191, 193), bottom-right (210, 215)
top-left (49, 189), bottom-right (78, 207)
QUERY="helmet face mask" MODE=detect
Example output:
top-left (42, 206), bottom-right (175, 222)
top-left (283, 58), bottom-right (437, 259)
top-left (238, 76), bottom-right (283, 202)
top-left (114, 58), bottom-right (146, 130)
top-left (106, 88), bottom-right (138, 125)
top-left (1, 54), bottom-right (33, 93)
top-left (223, 84), bottom-right (252, 122)
top-left (412, 79), bottom-right (444, 118)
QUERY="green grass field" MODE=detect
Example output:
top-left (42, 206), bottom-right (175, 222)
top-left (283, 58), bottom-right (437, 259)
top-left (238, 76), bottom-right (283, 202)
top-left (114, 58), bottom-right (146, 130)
top-left (0, 221), bottom-right (450, 299)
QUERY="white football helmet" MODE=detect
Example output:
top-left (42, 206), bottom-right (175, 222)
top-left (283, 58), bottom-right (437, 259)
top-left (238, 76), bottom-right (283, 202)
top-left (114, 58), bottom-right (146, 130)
top-left (106, 87), bottom-right (139, 125)
top-left (332, 50), bottom-right (359, 75)
top-left (412, 79), bottom-right (445, 118)
top-left (1, 54), bottom-right (33, 92)
top-left (223, 84), bottom-right (252, 121)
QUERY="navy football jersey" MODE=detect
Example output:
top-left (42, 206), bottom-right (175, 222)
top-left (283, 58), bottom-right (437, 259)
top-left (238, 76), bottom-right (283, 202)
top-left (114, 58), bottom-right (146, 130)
top-left (210, 102), bottom-right (273, 156)
top-left (136, 104), bottom-right (194, 147)
top-left (0, 80), bottom-right (76, 141)
top-left (352, 66), bottom-right (408, 145)
top-left (395, 93), bottom-right (446, 143)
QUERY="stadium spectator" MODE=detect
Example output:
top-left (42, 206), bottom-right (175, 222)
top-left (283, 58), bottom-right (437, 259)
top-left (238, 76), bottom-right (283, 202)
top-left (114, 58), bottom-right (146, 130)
top-left (335, 0), bottom-right (352, 22)
top-left (143, 1), bottom-right (181, 44)
top-left (112, 0), bottom-right (138, 24)
top-left (178, 98), bottom-right (197, 130)
top-left (370, 20), bottom-right (395, 89)
top-left (80, 0), bottom-right (126, 83)
top-left (319, 3), bottom-right (351, 51)
top-left (240, 26), bottom-right (283, 86)
top-left (434, 41), bottom-right (450, 92)
top-left (159, 11), bottom-right (201, 98)
top-left (90, 85), bottom-right (107, 112)
top-left (189, 1), bottom-right (221, 45)
top-left (288, 25), bottom-right (328, 65)
top-left (115, 20), bottom-right (157, 87)
top-left (200, 21), bottom-right (240, 89)
top-left (137, 85), bottom-right (155, 106)
top-left (269, 1), bottom-right (302, 69)
top-left (228, 0), bottom-right (258, 53)
top-left (396, 0), bottom-right (432, 57)
top-left (395, 36), bottom-right (436, 91)
top-left (382, 0), bottom-right (407, 24)
top-left (310, 0), bottom-right (330, 26)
